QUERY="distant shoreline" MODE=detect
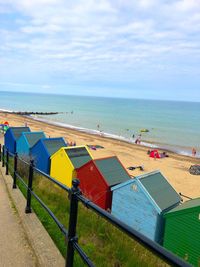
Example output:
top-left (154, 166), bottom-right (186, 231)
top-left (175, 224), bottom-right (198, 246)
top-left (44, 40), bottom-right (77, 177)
top-left (0, 92), bottom-right (199, 159)
top-left (0, 109), bottom-right (199, 159)
top-left (30, 115), bottom-right (199, 159)
top-left (1, 109), bottom-right (200, 200)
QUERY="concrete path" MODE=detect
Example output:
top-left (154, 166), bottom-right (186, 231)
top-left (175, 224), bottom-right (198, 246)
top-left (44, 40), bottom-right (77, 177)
top-left (0, 165), bottom-right (65, 267)
top-left (0, 167), bottom-right (38, 267)
top-left (0, 132), bottom-right (65, 266)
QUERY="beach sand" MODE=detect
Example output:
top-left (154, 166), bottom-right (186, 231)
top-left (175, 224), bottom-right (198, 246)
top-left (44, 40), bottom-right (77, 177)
top-left (1, 112), bottom-right (200, 200)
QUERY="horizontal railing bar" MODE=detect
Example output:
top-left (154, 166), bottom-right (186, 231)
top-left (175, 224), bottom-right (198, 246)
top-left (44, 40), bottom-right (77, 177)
top-left (73, 242), bottom-right (95, 267)
top-left (77, 195), bottom-right (191, 267)
top-left (179, 193), bottom-right (193, 200)
top-left (17, 157), bottom-right (31, 166)
top-left (30, 190), bottom-right (68, 236)
top-left (8, 151), bottom-right (15, 157)
top-left (33, 167), bottom-right (70, 193)
top-left (16, 172), bottom-right (28, 189)
top-left (15, 170), bottom-right (68, 236)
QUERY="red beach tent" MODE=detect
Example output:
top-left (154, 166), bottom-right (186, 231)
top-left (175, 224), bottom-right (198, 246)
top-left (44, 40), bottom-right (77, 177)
top-left (149, 150), bottom-right (160, 159)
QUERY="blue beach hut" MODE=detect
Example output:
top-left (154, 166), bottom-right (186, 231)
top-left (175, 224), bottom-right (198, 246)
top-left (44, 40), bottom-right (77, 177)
top-left (16, 131), bottom-right (46, 157)
top-left (111, 171), bottom-right (181, 244)
top-left (4, 126), bottom-right (31, 154)
top-left (30, 137), bottom-right (67, 174)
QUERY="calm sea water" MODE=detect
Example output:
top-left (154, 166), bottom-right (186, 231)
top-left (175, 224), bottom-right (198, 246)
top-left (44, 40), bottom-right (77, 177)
top-left (0, 91), bottom-right (199, 157)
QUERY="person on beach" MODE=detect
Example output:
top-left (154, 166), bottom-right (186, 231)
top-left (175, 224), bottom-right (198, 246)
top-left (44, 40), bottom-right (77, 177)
top-left (192, 147), bottom-right (196, 157)
top-left (160, 151), bottom-right (169, 158)
top-left (137, 134), bottom-right (142, 144)
top-left (135, 134), bottom-right (142, 144)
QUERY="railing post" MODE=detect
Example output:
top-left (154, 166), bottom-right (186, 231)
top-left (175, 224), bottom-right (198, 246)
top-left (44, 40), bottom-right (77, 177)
top-left (66, 179), bottom-right (80, 267)
top-left (0, 144), bottom-right (2, 162)
top-left (6, 149), bottom-right (9, 175)
top-left (25, 159), bottom-right (34, 214)
top-left (13, 152), bottom-right (18, 189)
top-left (2, 145), bottom-right (5, 167)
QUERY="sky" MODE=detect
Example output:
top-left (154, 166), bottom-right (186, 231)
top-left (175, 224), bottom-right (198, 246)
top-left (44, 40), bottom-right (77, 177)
top-left (0, 0), bottom-right (200, 101)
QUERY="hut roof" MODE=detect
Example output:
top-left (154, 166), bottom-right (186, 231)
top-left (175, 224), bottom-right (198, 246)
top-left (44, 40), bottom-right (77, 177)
top-left (10, 127), bottom-right (30, 139)
top-left (42, 138), bottom-right (66, 156)
top-left (64, 146), bottom-right (92, 168)
top-left (94, 157), bottom-right (130, 186)
top-left (165, 198), bottom-right (200, 217)
top-left (23, 132), bottom-right (46, 147)
top-left (139, 171), bottom-right (181, 211)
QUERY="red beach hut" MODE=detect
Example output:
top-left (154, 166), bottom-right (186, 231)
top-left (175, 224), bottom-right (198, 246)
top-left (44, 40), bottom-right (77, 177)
top-left (76, 156), bottom-right (130, 211)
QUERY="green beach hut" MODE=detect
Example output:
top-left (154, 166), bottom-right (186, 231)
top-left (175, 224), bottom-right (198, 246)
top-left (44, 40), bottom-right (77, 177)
top-left (163, 198), bottom-right (200, 267)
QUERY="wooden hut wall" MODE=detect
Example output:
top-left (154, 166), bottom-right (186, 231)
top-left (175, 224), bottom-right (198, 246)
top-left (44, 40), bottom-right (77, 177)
top-left (111, 179), bottom-right (161, 242)
top-left (4, 128), bottom-right (15, 154)
top-left (111, 171), bottom-right (181, 244)
top-left (30, 138), bottom-right (66, 174)
top-left (17, 132), bottom-right (46, 156)
top-left (16, 133), bottom-right (30, 156)
top-left (4, 127), bottom-right (31, 154)
top-left (163, 199), bottom-right (200, 266)
top-left (50, 146), bottom-right (93, 188)
top-left (31, 139), bottom-right (50, 174)
top-left (50, 147), bottom-right (75, 188)
top-left (76, 160), bottom-right (112, 210)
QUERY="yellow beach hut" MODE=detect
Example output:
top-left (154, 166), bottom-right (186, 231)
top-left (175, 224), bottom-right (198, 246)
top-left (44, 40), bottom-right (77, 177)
top-left (50, 146), bottom-right (93, 188)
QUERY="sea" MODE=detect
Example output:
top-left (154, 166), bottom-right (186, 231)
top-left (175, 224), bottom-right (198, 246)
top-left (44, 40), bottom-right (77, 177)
top-left (0, 91), bottom-right (199, 158)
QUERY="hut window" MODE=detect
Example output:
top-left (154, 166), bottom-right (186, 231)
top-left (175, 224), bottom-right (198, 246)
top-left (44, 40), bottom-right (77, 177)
top-left (90, 166), bottom-right (94, 171)
top-left (132, 184), bottom-right (138, 192)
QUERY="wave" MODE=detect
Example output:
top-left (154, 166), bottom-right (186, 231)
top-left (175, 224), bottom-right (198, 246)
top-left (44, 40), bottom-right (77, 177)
top-left (30, 115), bottom-right (199, 158)
top-left (0, 108), bottom-right (13, 113)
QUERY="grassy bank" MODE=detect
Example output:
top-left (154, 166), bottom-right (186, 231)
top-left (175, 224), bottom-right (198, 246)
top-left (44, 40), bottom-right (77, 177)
top-left (8, 157), bottom-right (168, 267)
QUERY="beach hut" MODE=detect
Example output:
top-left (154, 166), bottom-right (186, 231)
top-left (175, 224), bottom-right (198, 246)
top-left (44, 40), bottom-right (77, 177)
top-left (76, 156), bottom-right (131, 211)
top-left (30, 137), bottom-right (67, 174)
top-left (163, 198), bottom-right (200, 266)
top-left (4, 126), bottom-right (31, 154)
top-left (111, 171), bottom-right (181, 244)
top-left (16, 131), bottom-right (46, 156)
top-left (50, 146), bottom-right (93, 188)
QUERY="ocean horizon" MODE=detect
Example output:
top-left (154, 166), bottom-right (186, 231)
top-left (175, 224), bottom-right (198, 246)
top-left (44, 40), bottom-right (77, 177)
top-left (0, 91), bottom-right (199, 157)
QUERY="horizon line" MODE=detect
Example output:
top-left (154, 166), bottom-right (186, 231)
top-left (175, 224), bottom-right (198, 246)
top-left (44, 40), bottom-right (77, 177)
top-left (0, 89), bottom-right (200, 104)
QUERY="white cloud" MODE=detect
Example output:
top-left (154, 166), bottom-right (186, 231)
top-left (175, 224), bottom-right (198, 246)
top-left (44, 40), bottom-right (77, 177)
top-left (0, 0), bottom-right (200, 97)
top-left (173, 0), bottom-right (200, 12)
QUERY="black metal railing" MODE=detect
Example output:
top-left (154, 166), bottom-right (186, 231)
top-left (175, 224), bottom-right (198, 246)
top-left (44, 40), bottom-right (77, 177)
top-left (0, 145), bottom-right (192, 267)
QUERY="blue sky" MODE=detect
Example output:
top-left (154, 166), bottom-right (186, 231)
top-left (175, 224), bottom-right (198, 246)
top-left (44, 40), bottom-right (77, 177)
top-left (0, 0), bottom-right (200, 101)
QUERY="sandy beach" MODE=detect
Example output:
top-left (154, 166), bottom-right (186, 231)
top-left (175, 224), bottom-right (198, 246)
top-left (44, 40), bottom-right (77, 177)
top-left (1, 111), bottom-right (200, 200)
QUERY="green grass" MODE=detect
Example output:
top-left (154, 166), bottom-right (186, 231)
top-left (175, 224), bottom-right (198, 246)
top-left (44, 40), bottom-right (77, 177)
top-left (7, 157), bottom-right (169, 267)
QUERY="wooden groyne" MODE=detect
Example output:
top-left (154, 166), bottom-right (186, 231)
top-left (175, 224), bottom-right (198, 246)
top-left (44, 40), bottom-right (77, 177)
top-left (2, 111), bottom-right (66, 116)
top-left (14, 111), bottom-right (64, 115)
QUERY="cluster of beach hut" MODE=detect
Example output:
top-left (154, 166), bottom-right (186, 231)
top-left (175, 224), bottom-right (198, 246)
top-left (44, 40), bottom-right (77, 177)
top-left (4, 126), bottom-right (200, 266)
top-left (0, 121), bottom-right (9, 133)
